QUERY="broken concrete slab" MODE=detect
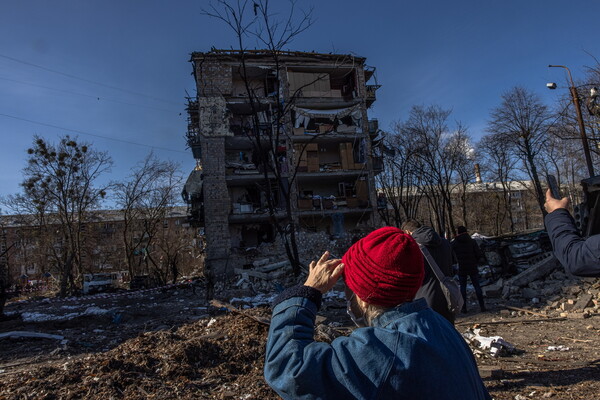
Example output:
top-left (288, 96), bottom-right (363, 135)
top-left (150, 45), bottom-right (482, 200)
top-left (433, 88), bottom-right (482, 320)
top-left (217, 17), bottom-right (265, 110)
top-left (506, 255), bottom-right (558, 288)
top-left (573, 293), bottom-right (594, 311)
top-left (521, 288), bottom-right (540, 299)
top-left (478, 366), bottom-right (503, 379)
top-left (483, 278), bottom-right (503, 298)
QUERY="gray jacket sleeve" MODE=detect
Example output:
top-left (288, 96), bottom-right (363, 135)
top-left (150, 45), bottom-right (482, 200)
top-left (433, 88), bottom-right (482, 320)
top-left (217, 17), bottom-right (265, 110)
top-left (544, 209), bottom-right (600, 277)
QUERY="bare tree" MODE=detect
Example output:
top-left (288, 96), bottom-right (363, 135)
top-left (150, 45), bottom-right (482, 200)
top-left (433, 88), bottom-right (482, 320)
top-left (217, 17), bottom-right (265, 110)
top-left (477, 132), bottom-right (520, 234)
top-left (0, 217), bottom-right (13, 316)
top-left (200, 0), bottom-right (317, 275)
top-left (113, 153), bottom-right (183, 282)
top-left (7, 135), bottom-right (112, 296)
top-left (397, 105), bottom-right (469, 236)
top-left (153, 223), bottom-right (198, 284)
top-left (487, 87), bottom-right (552, 216)
top-left (376, 124), bottom-right (425, 226)
top-left (448, 131), bottom-right (475, 227)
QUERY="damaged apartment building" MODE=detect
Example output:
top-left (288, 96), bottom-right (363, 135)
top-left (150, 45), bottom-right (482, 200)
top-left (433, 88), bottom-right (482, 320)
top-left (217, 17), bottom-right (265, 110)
top-left (182, 49), bottom-right (383, 276)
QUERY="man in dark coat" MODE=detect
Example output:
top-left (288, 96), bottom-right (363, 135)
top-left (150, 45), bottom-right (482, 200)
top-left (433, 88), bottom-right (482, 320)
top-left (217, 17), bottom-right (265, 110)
top-left (451, 226), bottom-right (486, 313)
top-left (544, 189), bottom-right (600, 276)
top-left (402, 219), bottom-right (455, 324)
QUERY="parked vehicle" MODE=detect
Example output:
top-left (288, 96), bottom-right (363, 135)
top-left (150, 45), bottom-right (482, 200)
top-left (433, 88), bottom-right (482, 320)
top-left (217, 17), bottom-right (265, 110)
top-left (82, 273), bottom-right (120, 294)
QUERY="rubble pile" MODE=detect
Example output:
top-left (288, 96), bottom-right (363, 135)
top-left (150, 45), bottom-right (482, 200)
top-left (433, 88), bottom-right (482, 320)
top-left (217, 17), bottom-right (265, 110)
top-left (0, 309), bottom-right (279, 400)
top-left (481, 254), bottom-right (600, 318)
top-left (232, 231), bottom-right (359, 291)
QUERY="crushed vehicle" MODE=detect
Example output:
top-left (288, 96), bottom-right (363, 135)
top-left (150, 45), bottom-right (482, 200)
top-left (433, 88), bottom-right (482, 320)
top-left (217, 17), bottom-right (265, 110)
top-left (474, 230), bottom-right (552, 281)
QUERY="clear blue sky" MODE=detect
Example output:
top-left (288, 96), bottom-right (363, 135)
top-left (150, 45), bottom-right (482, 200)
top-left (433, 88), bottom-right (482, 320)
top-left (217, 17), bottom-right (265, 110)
top-left (1, 0), bottom-right (599, 201)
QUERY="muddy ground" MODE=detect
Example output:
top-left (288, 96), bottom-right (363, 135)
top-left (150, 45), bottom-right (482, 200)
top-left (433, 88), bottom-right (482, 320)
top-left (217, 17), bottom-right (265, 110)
top-left (0, 282), bottom-right (598, 400)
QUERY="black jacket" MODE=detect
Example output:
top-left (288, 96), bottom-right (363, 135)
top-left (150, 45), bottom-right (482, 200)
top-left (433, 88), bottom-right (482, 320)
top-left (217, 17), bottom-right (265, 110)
top-left (451, 232), bottom-right (483, 276)
top-left (545, 208), bottom-right (600, 277)
top-left (411, 226), bottom-right (455, 323)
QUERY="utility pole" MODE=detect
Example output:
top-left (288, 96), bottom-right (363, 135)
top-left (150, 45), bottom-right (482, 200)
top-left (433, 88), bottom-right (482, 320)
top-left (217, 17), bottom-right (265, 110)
top-left (548, 65), bottom-right (595, 177)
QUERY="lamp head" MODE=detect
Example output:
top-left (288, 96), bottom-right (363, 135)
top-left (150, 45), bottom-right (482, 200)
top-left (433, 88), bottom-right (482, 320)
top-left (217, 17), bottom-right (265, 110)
top-left (546, 82), bottom-right (557, 90)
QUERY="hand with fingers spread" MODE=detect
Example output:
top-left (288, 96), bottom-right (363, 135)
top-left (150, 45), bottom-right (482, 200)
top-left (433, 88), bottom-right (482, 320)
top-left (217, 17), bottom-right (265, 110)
top-left (304, 251), bottom-right (344, 294)
top-left (544, 188), bottom-right (569, 214)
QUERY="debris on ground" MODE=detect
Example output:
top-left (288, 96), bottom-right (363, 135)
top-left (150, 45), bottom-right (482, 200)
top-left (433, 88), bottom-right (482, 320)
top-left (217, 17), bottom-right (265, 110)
top-left (463, 328), bottom-right (519, 357)
top-left (1, 269), bottom-right (599, 399)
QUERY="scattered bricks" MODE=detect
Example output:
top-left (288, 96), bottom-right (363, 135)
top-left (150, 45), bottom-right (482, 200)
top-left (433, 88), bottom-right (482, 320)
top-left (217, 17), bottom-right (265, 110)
top-left (560, 302), bottom-right (574, 311)
top-left (567, 312), bottom-right (591, 319)
top-left (560, 312), bottom-right (569, 317)
top-left (541, 283), bottom-right (562, 297)
top-left (502, 285), bottom-right (518, 299)
top-left (573, 293), bottom-right (594, 311)
top-left (568, 286), bottom-right (582, 296)
top-left (478, 366), bottom-right (503, 379)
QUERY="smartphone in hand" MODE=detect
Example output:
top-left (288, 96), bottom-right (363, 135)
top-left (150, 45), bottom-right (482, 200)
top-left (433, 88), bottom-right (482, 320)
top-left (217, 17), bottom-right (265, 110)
top-left (546, 174), bottom-right (561, 199)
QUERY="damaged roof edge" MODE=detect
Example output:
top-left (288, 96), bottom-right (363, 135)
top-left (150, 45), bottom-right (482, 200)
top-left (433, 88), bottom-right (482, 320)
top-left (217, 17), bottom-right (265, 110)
top-left (189, 49), bottom-right (367, 63)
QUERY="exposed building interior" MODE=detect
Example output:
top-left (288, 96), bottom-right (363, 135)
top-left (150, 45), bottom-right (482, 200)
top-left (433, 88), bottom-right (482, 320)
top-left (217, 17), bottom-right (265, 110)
top-left (183, 49), bottom-right (383, 275)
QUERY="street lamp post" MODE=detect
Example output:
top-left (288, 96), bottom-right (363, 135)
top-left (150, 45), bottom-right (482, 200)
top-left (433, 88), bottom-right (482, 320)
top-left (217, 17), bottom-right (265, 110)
top-left (548, 64), bottom-right (595, 177)
top-left (547, 65), bottom-right (595, 177)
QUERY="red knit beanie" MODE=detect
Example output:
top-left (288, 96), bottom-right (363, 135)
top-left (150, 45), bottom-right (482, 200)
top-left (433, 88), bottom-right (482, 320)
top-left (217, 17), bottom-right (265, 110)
top-left (342, 227), bottom-right (424, 307)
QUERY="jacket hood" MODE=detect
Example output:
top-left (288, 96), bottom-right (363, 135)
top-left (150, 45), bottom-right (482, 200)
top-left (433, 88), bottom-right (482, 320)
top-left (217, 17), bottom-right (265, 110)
top-left (411, 226), bottom-right (442, 247)
top-left (455, 232), bottom-right (471, 243)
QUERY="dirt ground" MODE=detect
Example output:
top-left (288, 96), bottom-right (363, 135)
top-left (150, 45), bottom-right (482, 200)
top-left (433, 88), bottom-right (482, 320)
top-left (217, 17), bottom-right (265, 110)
top-left (0, 283), bottom-right (598, 400)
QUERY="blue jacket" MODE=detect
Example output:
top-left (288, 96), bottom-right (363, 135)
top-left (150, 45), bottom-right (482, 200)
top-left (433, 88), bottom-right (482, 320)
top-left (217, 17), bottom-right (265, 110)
top-left (545, 208), bottom-right (600, 277)
top-left (264, 286), bottom-right (491, 400)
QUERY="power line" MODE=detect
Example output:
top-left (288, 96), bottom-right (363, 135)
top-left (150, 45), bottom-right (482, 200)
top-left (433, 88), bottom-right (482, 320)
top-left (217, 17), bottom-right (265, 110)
top-left (0, 76), bottom-right (184, 115)
top-left (0, 53), bottom-right (183, 107)
top-left (0, 112), bottom-right (189, 155)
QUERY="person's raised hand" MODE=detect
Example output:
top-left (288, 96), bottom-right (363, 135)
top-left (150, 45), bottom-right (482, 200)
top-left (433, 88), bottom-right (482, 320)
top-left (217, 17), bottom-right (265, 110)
top-left (304, 251), bottom-right (344, 294)
top-left (544, 188), bottom-right (569, 214)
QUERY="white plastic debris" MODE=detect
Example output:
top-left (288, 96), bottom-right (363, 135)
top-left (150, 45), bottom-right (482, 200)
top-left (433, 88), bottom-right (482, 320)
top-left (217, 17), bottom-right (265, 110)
top-left (463, 328), bottom-right (517, 357)
top-left (207, 318), bottom-right (217, 328)
top-left (547, 345), bottom-right (570, 351)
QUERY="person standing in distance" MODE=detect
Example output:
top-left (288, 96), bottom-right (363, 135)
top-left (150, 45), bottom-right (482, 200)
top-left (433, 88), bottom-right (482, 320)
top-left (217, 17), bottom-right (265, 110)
top-left (401, 219), bottom-right (456, 324)
top-left (451, 226), bottom-right (487, 313)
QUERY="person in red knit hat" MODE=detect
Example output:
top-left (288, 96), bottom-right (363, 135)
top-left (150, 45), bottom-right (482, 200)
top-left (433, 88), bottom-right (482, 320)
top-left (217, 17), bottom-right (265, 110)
top-left (264, 227), bottom-right (490, 400)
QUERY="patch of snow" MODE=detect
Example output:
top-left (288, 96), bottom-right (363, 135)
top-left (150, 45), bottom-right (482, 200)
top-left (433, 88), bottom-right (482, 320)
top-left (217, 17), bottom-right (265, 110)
top-left (21, 307), bottom-right (112, 322)
top-left (229, 293), bottom-right (276, 307)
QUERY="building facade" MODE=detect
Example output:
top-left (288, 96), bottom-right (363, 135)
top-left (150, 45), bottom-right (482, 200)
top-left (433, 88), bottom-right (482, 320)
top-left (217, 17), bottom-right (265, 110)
top-left (0, 206), bottom-right (203, 291)
top-left (183, 49), bottom-right (383, 276)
